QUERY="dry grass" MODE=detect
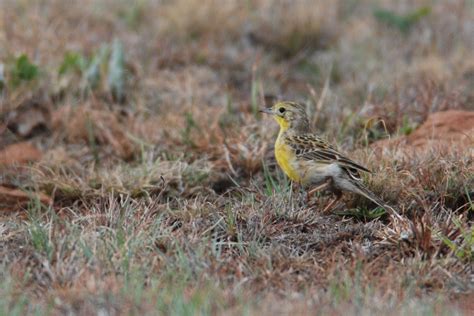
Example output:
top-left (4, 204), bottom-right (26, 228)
top-left (0, 0), bottom-right (473, 314)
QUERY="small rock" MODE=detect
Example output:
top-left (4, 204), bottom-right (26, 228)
top-left (0, 142), bottom-right (42, 166)
top-left (0, 185), bottom-right (52, 212)
top-left (373, 110), bottom-right (474, 158)
top-left (6, 100), bottom-right (50, 138)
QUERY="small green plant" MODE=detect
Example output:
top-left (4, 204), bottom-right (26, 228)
top-left (57, 41), bottom-right (127, 100)
top-left (335, 206), bottom-right (386, 220)
top-left (440, 216), bottom-right (474, 262)
top-left (24, 195), bottom-right (56, 262)
top-left (27, 220), bottom-right (53, 259)
top-left (362, 117), bottom-right (390, 146)
top-left (58, 51), bottom-right (87, 75)
top-left (83, 45), bottom-right (109, 90)
top-left (107, 38), bottom-right (126, 101)
top-left (262, 161), bottom-right (290, 196)
top-left (374, 7), bottom-right (431, 34)
top-left (399, 116), bottom-right (416, 136)
top-left (9, 54), bottom-right (39, 87)
top-left (0, 63), bottom-right (5, 90)
top-left (180, 112), bottom-right (198, 147)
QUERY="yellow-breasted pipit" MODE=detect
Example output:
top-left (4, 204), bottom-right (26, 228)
top-left (261, 101), bottom-right (389, 213)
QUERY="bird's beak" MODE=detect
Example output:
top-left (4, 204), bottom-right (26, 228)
top-left (259, 107), bottom-right (274, 115)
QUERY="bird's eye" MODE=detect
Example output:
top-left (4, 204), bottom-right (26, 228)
top-left (278, 107), bottom-right (286, 113)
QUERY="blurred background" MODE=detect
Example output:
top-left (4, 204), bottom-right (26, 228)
top-left (1, 0), bottom-right (473, 159)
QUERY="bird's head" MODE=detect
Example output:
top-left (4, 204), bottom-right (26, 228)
top-left (260, 101), bottom-right (310, 133)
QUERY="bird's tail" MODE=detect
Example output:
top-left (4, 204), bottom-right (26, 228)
top-left (352, 181), bottom-right (403, 220)
top-left (353, 182), bottom-right (386, 208)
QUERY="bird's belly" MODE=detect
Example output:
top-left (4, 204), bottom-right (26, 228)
top-left (275, 142), bottom-right (301, 182)
top-left (301, 162), bottom-right (343, 187)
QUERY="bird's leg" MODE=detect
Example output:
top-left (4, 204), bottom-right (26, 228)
top-left (291, 182), bottom-right (306, 207)
top-left (291, 182), bottom-right (301, 206)
top-left (308, 181), bottom-right (330, 196)
top-left (298, 183), bottom-right (308, 206)
top-left (322, 190), bottom-right (343, 214)
top-left (306, 178), bottom-right (332, 204)
top-left (307, 183), bottom-right (326, 204)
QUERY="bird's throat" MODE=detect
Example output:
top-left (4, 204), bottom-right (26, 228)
top-left (275, 116), bottom-right (290, 131)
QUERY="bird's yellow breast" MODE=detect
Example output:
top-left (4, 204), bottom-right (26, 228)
top-left (274, 135), bottom-right (301, 183)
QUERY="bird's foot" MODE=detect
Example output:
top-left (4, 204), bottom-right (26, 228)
top-left (321, 192), bottom-right (343, 214)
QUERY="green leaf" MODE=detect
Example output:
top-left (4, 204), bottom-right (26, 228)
top-left (10, 54), bottom-right (39, 86)
top-left (0, 63), bottom-right (4, 90)
top-left (58, 51), bottom-right (86, 75)
top-left (373, 6), bottom-right (431, 34)
top-left (83, 45), bottom-right (108, 90)
top-left (107, 38), bottom-right (126, 101)
top-left (335, 207), bottom-right (387, 220)
top-left (180, 112), bottom-right (197, 147)
top-left (400, 116), bottom-right (416, 136)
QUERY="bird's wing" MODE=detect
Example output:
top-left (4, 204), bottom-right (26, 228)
top-left (286, 134), bottom-right (371, 180)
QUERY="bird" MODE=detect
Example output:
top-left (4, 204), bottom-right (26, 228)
top-left (260, 101), bottom-right (390, 213)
